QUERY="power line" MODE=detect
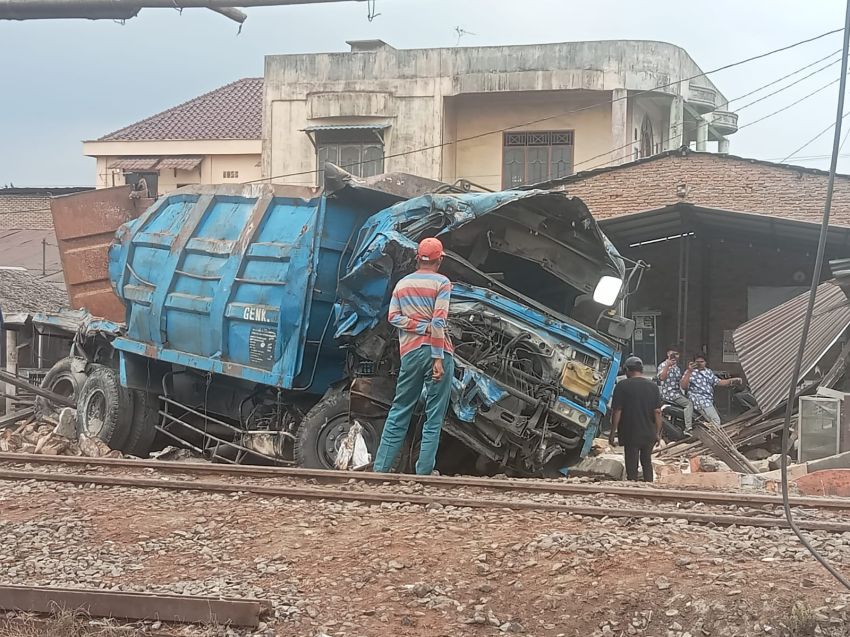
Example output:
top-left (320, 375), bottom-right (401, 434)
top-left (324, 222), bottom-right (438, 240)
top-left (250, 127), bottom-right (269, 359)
top-left (732, 55), bottom-right (842, 112)
top-left (574, 68), bottom-right (849, 175)
top-left (782, 108), bottom-right (850, 162)
top-left (741, 74), bottom-right (844, 134)
top-left (246, 26), bottom-right (845, 184)
top-left (725, 48), bottom-right (842, 104)
top-left (779, 0), bottom-right (850, 592)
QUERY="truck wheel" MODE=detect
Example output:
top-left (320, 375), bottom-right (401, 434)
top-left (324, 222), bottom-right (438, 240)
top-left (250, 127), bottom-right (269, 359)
top-left (295, 390), bottom-right (384, 470)
top-left (76, 364), bottom-right (133, 450)
top-left (122, 390), bottom-right (160, 457)
top-left (36, 356), bottom-right (87, 415)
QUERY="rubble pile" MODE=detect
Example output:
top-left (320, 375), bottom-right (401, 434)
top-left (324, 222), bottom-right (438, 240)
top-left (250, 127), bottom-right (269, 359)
top-left (0, 409), bottom-right (120, 459)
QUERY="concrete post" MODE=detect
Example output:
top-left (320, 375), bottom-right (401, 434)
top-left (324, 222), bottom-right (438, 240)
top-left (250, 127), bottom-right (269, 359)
top-left (696, 117), bottom-right (708, 151)
top-left (718, 137), bottom-right (730, 154)
top-left (667, 96), bottom-right (684, 150)
top-left (5, 329), bottom-right (17, 415)
top-left (610, 88), bottom-right (629, 164)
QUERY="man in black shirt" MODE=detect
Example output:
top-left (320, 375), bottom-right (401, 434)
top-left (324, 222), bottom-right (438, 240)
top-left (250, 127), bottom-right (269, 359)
top-left (608, 356), bottom-right (663, 482)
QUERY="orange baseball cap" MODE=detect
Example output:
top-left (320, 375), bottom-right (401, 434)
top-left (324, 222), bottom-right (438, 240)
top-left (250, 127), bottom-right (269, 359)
top-left (417, 237), bottom-right (444, 262)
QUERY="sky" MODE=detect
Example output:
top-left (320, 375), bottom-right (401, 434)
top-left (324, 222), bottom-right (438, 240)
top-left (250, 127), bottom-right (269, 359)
top-left (1, 0), bottom-right (849, 186)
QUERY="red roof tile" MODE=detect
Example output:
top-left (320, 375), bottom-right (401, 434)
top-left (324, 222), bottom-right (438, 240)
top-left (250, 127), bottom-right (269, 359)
top-left (98, 78), bottom-right (262, 142)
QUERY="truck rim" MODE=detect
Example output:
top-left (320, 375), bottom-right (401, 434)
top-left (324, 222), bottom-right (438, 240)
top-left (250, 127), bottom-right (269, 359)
top-left (317, 414), bottom-right (379, 469)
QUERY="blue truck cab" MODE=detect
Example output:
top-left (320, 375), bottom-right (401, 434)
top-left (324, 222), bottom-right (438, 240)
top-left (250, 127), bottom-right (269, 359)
top-left (95, 171), bottom-right (632, 474)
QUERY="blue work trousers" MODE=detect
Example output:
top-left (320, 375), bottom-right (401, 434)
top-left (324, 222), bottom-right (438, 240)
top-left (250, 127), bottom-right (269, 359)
top-left (373, 347), bottom-right (454, 475)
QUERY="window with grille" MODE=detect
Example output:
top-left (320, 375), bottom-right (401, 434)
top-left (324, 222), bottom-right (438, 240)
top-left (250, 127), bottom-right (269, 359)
top-left (502, 131), bottom-right (574, 188)
top-left (222, 170), bottom-right (239, 179)
top-left (316, 129), bottom-right (385, 183)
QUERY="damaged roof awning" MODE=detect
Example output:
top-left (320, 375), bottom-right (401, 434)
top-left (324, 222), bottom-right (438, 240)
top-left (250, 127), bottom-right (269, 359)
top-left (302, 124), bottom-right (390, 148)
top-left (733, 279), bottom-right (850, 414)
top-left (107, 157), bottom-right (159, 171)
top-left (107, 156), bottom-right (203, 171)
top-left (157, 156), bottom-right (204, 170)
top-left (302, 124), bottom-right (391, 132)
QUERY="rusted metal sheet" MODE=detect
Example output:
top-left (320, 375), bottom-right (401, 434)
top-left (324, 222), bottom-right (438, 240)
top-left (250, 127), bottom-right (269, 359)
top-left (0, 584), bottom-right (266, 627)
top-left (50, 186), bottom-right (153, 320)
top-left (733, 281), bottom-right (850, 414)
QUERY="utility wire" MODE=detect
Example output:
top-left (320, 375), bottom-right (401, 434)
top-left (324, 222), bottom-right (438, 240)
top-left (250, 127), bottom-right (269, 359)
top-left (575, 70), bottom-right (848, 174)
top-left (245, 26), bottom-right (845, 184)
top-left (733, 55), bottom-right (842, 112)
top-left (727, 48), bottom-right (842, 104)
top-left (782, 108), bottom-right (850, 162)
top-left (780, 0), bottom-right (850, 591)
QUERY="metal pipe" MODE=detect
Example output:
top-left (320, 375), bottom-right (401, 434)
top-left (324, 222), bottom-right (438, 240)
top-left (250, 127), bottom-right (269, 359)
top-left (0, 0), bottom-right (366, 20)
top-left (0, 368), bottom-right (75, 407)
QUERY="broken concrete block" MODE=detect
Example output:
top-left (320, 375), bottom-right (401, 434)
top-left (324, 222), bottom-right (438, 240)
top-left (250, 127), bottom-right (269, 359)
top-left (759, 463), bottom-right (808, 482)
top-left (658, 471), bottom-right (744, 490)
top-left (79, 434), bottom-right (115, 458)
top-left (768, 453), bottom-right (794, 471)
top-left (750, 459), bottom-right (771, 473)
top-left (568, 453), bottom-right (625, 480)
top-left (689, 455), bottom-right (730, 473)
top-left (53, 407), bottom-right (77, 440)
top-left (794, 469), bottom-right (850, 497)
top-left (806, 450), bottom-right (850, 472)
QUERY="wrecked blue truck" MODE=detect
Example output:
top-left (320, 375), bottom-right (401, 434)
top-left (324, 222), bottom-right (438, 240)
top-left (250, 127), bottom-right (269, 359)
top-left (47, 171), bottom-right (635, 475)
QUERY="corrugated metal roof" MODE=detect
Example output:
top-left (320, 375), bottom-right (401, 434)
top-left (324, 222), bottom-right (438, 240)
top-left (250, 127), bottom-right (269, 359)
top-left (733, 281), bottom-right (850, 414)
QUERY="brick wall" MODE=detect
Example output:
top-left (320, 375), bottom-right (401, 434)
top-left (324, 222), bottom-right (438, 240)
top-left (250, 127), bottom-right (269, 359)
top-left (561, 151), bottom-right (850, 226)
top-left (0, 195), bottom-right (53, 230)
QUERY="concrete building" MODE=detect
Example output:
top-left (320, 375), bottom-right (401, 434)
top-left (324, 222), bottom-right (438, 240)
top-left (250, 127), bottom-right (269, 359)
top-left (263, 39), bottom-right (738, 190)
top-left (83, 78), bottom-right (263, 197)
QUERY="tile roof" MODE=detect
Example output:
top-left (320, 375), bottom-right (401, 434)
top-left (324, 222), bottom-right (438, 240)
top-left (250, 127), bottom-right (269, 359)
top-left (97, 78), bottom-right (263, 142)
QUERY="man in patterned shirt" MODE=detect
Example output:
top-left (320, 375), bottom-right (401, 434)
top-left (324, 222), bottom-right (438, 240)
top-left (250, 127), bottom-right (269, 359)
top-left (680, 354), bottom-right (742, 425)
top-left (657, 348), bottom-right (694, 434)
top-left (373, 237), bottom-right (455, 475)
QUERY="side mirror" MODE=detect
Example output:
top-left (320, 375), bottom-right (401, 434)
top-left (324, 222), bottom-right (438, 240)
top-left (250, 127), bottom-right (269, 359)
top-left (597, 311), bottom-right (635, 341)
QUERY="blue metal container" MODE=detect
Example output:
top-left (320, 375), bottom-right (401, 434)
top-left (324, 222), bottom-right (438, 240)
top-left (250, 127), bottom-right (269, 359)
top-left (108, 185), bottom-right (377, 392)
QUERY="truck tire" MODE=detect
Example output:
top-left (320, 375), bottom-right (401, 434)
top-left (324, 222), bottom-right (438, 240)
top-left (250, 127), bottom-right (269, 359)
top-left (36, 356), bottom-right (87, 415)
top-left (295, 389), bottom-right (384, 470)
top-left (122, 390), bottom-right (160, 458)
top-left (76, 364), bottom-right (133, 450)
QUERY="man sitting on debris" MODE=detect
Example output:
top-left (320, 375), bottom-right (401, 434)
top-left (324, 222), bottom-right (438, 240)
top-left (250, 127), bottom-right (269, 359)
top-left (657, 347), bottom-right (694, 434)
top-left (608, 356), bottom-right (662, 482)
top-left (372, 237), bottom-right (455, 476)
top-left (680, 354), bottom-right (742, 425)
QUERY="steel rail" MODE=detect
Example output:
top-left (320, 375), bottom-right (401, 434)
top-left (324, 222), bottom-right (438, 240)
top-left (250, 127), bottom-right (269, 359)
top-left (0, 451), bottom-right (847, 511)
top-left (1, 468), bottom-right (849, 533)
top-left (0, 584), bottom-right (268, 627)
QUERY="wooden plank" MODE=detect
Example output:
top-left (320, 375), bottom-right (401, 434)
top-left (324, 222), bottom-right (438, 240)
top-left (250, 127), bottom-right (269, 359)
top-left (0, 408), bottom-right (33, 429)
top-left (0, 585), bottom-right (266, 627)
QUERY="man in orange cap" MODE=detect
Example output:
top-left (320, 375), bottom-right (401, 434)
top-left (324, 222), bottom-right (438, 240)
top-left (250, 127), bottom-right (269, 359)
top-left (373, 237), bottom-right (455, 475)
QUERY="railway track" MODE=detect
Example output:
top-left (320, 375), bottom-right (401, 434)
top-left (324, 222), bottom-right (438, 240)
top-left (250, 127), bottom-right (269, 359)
top-left (1, 452), bottom-right (849, 532)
